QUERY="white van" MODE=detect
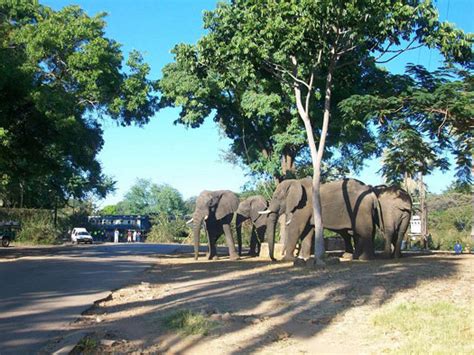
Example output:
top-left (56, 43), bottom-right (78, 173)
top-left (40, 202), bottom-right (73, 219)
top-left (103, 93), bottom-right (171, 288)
top-left (71, 227), bottom-right (93, 244)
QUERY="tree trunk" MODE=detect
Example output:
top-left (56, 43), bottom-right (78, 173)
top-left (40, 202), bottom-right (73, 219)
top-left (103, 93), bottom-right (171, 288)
top-left (292, 51), bottom-right (336, 265)
top-left (419, 172), bottom-right (427, 237)
top-left (19, 181), bottom-right (24, 209)
top-left (281, 153), bottom-right (295, 177)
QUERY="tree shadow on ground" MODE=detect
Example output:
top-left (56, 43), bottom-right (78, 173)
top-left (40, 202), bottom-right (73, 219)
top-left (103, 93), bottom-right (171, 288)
top-left (81, 254), bottom-right (464, 353)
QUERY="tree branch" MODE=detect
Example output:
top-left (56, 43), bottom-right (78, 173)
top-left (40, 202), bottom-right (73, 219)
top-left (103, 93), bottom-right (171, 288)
top-left (376, 37), bottom-right (423, 64)
top-left (264, 59), bottom-right (311, 89)
top-left (290, 56), bottom-right (307, 120)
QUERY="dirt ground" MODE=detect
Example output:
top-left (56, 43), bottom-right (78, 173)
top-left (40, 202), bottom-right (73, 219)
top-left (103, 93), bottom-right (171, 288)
top-left (53, 252), bottom-right (473, 354)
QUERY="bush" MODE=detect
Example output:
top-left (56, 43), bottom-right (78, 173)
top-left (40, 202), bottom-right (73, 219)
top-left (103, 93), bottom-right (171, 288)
top-left (16, 214), bottom-right (60, 244)
top-left (427, 193), bottom-right (471, 250)
top-left (146, 214), bottom-right (189, 243)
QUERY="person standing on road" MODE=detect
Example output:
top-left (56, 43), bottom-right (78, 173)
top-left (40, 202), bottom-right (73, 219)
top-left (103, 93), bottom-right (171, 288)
top-left (137, 230), bottom-right (141, 243)
top-left (114, 228), bottom-right (119, 243)
top-left (133, 230), bottom-right (137, 243)
top-left (127, 229), bottom-right (132, 243)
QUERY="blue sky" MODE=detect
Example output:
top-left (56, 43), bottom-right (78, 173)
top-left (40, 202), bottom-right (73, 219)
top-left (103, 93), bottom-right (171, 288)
top-left (43, 0), bottom-right (473, 206)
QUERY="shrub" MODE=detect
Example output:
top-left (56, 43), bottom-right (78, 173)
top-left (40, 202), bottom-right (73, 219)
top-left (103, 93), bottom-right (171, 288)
top-left (146, 214), bottom-right (189, 243)
top-left (426, 192), bottom-right (472, 251)
top-left (16, 214), bottom-right (60, 244)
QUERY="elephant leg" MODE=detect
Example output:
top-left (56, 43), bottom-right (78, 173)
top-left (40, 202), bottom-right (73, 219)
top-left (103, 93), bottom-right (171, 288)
top-left (204, 224), bottom-right (213, 259)
top-left (353, 225), bottom-right (375, 261)
top-left (248, 226), bottom-right (258, 256)
top-left (222, 223), bottom-right (239, 260)
top-left (383, 229), bottom-right (393, 259)
top-left (298, 226), bottom-right (314, 261)
top-left (340, 231), bottom-right (354, 253)
top-left (394, 214), bottom-right (410, 258)
top-left (207, 233), bottom-right (218, 260)
top-left (339, 231), bottom-right (354, 259)
top-left (282, 224), bottom-right (300, 261)
top-left (255, 225), bottom-right (265, 256)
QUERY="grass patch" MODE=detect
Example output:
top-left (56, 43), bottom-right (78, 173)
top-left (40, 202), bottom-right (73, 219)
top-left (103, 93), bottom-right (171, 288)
top-left (372, 301), bottom-right (474, 354)
top-left (73, 335), bottom-right (98, 354)
top-left (163, 310), bottom-right (218, 336)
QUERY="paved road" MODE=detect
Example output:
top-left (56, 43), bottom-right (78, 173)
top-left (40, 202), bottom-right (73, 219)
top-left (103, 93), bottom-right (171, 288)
top-left (0, 243), bottom-right (197, 354)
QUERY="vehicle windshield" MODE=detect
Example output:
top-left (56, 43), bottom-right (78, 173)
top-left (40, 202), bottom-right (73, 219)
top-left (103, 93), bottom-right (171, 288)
top-left (77, 231), bottom-right (89, 236)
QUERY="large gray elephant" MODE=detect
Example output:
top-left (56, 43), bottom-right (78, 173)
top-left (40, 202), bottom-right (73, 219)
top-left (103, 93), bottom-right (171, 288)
top-left (261, 178), bottom-right (378, 261)
top-left (235, 195), bottom-right (268, 256)
top-left (188, 190), bottom-right (240, 260)
top-left (373, 185), bottom-right (412, 258)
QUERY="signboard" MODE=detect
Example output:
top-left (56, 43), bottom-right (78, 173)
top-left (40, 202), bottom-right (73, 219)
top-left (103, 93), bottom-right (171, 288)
top-left (410, 215), bottom-right (421, 235)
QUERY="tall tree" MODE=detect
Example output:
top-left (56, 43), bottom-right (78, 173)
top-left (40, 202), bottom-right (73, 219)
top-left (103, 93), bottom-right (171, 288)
top-left (0, 3), bottom-right (158, 207)
top-left (118, 179), bottom-right (187, 217)
top-left (159, 37), bottom-right (380, 182)
top-left (181, 0), bottom-right (471, 264)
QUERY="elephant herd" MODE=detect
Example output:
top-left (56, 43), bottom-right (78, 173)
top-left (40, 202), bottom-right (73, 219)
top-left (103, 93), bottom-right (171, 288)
top-left (187, 178), bottom-right (412, 262)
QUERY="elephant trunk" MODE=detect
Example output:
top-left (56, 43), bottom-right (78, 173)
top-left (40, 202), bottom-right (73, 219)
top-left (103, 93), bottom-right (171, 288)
top-left (192, 214), bottom-right (205, 260)
top-left (265, 212), bottom-right (279, 261)
top-left (235, 214), bottom-right (246, 256)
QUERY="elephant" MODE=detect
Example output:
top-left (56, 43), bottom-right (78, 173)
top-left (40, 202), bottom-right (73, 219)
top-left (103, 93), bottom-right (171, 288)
top-left (187, 190), bottom-right (240, 260)
top-left (260, 178), bottom-right (379, 261)
top-left (373, 185), bottom-right (412, 258)
top-left (235, 195), bottom-right (268, 256)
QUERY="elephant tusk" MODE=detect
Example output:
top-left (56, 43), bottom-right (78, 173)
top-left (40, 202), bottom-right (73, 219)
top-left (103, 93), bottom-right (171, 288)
top-left (186, 218), bottom-right (193, 225)
top-left (258, 210), bottom-right (271, 215)
top-left (204, 215), bottom-right (208, 220)
top-left (286, 218), bottom-right (292, 225)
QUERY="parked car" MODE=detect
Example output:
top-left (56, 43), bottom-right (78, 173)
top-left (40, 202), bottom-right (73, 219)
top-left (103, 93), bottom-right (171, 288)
top-left (71, 227), bottom-right (93, 244)
top-left (0, 221), bottom-right (20, 247)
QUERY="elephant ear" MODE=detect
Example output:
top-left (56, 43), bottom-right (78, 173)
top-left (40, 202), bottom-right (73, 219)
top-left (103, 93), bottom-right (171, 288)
top-left (236, 199), bottom-right (252, 218)
top-left (215, 191), bottom-right (240, 220)
top-left (286, 181), bottom-right (303, 214)
top-left (250, 196), bottom-right (268, 222)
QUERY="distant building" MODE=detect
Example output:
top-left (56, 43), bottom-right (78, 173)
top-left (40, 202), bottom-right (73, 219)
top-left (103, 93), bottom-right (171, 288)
top-left (87, 215), bottom-right (151, 234)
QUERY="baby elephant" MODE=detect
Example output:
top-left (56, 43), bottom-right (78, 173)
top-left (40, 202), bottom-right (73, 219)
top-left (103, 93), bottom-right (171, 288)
top-left (235, 195), bottom-right (268, 256)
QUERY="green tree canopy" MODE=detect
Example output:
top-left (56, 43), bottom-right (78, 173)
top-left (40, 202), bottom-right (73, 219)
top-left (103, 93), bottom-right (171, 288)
top-left (0, 2), bottom-right (158, 208)
top-left (159, 24), bottom-right (387, 182)
top-left (340, 64), bottom-right (473, 188)
top-left (117, 179), bottom-right (187, 217)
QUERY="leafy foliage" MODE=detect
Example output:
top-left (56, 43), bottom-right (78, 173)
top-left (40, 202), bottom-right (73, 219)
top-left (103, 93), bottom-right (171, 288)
top-left (341, 64), bottom-right (473, 186)
top-left (16, 214), bottom-right (60, 244)
top-left (146, 215), bottom-right (189, 244)
top-left (426, 191), bottom-right (472, 250)
top-left (159, 5), bottom-right (399, 180)
top-left (115, 179), bottom-right (187, 217)
top-left (0, 2), bottom-right (157, 208)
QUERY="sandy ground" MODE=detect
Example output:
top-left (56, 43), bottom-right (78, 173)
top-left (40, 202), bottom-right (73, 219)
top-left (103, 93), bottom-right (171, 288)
top-left (50, 253), bottom-right (473, 354)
